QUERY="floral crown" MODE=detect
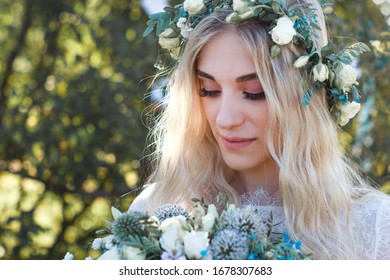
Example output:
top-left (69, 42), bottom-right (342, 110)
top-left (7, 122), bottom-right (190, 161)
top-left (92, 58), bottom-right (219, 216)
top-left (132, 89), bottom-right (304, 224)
top-left (143, 0), bottom-right (370, 126)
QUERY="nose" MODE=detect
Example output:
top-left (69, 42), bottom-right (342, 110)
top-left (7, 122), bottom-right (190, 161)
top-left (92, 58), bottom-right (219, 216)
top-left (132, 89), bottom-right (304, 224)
top-left (215, 91), bottom-right (244, 130)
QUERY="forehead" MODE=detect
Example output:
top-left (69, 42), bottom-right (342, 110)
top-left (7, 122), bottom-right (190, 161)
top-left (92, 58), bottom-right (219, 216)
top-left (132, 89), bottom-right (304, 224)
top-left (197, 30), bottom-right (256, 80)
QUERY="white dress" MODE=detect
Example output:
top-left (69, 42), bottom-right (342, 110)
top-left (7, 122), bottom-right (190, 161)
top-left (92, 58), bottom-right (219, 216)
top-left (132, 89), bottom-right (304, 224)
top-left (130, 185), bottom-right (390, 260)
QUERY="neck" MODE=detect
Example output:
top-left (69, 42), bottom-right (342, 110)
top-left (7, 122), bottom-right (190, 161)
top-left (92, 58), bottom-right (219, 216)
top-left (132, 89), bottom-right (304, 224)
top-left (235, 159), bottom-right (279, 195)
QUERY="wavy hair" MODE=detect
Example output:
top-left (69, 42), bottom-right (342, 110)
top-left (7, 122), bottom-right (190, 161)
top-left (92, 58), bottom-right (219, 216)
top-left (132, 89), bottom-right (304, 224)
top-left (142, 0), bottom-right (377, 259)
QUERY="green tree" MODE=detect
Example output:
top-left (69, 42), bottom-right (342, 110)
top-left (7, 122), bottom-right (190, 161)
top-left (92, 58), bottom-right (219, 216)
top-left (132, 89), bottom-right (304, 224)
top-left (0, 0), bottom-right (157, 259)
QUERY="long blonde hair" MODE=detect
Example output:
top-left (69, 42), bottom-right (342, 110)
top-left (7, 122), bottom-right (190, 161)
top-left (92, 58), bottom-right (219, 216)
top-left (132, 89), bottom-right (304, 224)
top-left (143, 0), bottom-right (377, 259)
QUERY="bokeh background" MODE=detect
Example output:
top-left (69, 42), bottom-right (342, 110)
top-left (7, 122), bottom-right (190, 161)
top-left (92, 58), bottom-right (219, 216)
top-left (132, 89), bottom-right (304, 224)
top-left (0, 0), bottom-right (389, 260)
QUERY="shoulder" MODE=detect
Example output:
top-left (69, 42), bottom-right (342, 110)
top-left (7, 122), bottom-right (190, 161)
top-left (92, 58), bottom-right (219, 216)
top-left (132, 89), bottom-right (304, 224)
top-left (351, 192), bottom-right (390, 259)
top-left (128, 183), bottom-right (157, 214)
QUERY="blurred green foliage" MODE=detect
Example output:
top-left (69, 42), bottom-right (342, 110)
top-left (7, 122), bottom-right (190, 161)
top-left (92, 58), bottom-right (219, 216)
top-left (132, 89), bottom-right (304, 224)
top-left (0, 0), bottom-right (157, 259)
top-left (0, 0), bottom-right (388, 260)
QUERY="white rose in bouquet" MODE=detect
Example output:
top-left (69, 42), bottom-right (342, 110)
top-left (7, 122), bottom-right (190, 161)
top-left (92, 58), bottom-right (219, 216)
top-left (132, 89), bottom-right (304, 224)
top-left (269, 17), bottom-right (296, 45)
top-left (123, 245), bottom-right (146, 260)
top-left (183, 0), bottom-right (205, 15)
top-left (160, 229), bottom-right (185, 256)
top-left (182, 231), bottom-right (210, 259)
top-left (98, 247), bottom-right (120, 260)
top-left (335, 64), bottom-right (358, 92)
top-left (159, 215), bottom-right (189, 238)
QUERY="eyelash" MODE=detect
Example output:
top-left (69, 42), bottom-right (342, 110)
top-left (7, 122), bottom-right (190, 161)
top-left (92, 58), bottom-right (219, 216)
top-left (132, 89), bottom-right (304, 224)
top-left (200, 89), bottom-right (265, 100)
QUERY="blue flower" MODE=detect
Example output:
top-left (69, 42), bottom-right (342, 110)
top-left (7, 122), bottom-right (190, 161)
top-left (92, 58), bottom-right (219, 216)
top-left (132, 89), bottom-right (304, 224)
top-left (283, 232), bottom-right (290, 243)
top-left (154, 204), bottom-right (190, 223)
top-left (296, 240), bottom-right (302, 250)
top-left (210, 229), bottom-right (249, 260)
top-left (221, 207), bottom-right (265, 237)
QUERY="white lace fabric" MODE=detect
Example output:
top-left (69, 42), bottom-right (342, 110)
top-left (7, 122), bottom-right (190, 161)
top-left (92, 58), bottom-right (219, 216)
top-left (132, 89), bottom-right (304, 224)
top-left (241, 189), bottom-right (390, 259)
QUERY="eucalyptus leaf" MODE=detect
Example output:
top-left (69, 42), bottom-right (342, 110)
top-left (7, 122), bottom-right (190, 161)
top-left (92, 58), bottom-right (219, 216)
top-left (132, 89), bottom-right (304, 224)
top-left (148, 12), bottom-right (166, 20)
top-left (302, 89), bottom-right (313, 108)
top-left (271, 44), bottom-right (281, 58)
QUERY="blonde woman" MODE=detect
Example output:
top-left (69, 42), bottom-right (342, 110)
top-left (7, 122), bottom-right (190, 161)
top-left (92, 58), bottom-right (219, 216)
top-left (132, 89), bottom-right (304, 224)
top-left (130, 0), bottom-right (390, 259)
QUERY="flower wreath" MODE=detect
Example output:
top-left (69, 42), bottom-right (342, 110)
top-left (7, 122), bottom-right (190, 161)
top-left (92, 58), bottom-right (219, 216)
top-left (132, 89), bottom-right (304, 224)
top-left (143, 0), bottom-right (370, 126)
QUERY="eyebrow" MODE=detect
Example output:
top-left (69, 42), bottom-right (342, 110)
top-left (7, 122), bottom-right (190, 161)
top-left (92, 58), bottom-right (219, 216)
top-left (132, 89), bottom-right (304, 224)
top-left (196, 69), bottom-right (258, 82)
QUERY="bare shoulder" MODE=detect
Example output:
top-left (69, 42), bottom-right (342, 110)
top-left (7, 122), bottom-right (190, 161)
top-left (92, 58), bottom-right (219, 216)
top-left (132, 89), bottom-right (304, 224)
top-left (128, 183), bottom-right (156, 213)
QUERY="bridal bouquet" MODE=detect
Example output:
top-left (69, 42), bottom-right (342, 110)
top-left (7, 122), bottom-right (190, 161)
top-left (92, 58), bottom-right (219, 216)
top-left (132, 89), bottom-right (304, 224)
top-left (68, 198), bottom-right (308, 260)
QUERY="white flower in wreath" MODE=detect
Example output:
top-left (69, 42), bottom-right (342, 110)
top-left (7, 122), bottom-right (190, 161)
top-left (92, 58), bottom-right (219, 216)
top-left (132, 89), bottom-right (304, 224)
top-left (293, 55), bottom-right (310, 68)
top-left (158, 28), bottom-right (180, 50)
top-left (183, 0), bottom-right (205, 15)
top-left (123, 245), bottom-right (146, 260)
top-left (313, 62), bottom-right (329, 82)
top-left (269, 17), bottom-right (296, 45)
top-left (233, 0), bottom-right (249, 13)
top-left (335, 64), bottom-right (358, 92)
top-left (182, 231), bottom-right (210, 259)
top-left (337, 101), bottom-right (361, 126)
top-left (176, 17), bottom-right (187, 29)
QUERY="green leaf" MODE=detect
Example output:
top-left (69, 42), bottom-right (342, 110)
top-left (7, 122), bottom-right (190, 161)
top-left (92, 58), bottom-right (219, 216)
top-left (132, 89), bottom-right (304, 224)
top-left (148, 12), bottom-right (167, 20)
top-left (302, 89), bottom-right (313, 108)
top-left (270, 44), bottom-right (281, 58)
top-left (143, 23), bottom-right (156, 37)
top-left (351, 85), bottom-right (361, 101)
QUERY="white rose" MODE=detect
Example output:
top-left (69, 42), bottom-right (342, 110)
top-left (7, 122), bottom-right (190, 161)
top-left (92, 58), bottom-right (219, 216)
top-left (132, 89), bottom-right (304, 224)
top-left (338, 113), bottom-right (350, 126)
top-left (201, 213), bottom-right (216, 232)
top-left (336, 101), bottom-right (361, 126)
top-left (159, 37), bottom-right (180, 50)
top-left (183, 0), bottom-right (205, 15)
top-left (176, 17), bottom-right (187, 29)
top-left (233, 0), bottom-right (249, 13)
top-left (98, 247), bottom-right (120, 260)
top-left (170, 46), bottom-right (181, 60)
top-left (182, 231), bottom-right (209, 259)
top-left (180, 27), bottom-right (193, 39)
top-left (159, 215), bottom-right (189, 237)
top-left (160, 229), bottom-right (185, 255)
top-left (313, 62), bottom-right (329, 82)
top-left (335, 64), bottom-right (358, 92)
top-left (122, 245), bottom-right (146, 260)
top-left (293, 55), bottom-right (310, 68)
top-left (207, 204), bottom-right (219, 219)
top-left (269, 17), bottom-right (296, 45)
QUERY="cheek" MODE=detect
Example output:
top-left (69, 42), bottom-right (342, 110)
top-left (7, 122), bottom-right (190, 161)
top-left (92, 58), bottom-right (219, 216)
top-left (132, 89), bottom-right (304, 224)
top-left (201, 99), bottom-right (217, 127)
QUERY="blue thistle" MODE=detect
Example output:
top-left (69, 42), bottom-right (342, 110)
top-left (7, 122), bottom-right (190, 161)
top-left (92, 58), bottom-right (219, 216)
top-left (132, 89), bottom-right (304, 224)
top-left (221, 207), bottom-right (265, 237)
top-left (109, 210), bottom-right (147, 243)
top-left (210, 229), bottom-right (249, 260)
top-left (154, 204), bottom-right (190, 223)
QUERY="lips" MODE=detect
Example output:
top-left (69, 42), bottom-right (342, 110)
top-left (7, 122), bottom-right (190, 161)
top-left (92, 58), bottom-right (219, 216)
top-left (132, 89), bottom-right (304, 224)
top-left (221, 136), bottom-right (256, 150)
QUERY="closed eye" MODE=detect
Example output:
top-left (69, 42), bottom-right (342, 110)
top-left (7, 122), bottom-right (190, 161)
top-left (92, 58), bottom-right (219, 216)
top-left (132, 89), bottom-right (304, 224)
top-left (243, 91), bottom-right (266, 100)
top-left (200, 88), bottom-right (221, 97)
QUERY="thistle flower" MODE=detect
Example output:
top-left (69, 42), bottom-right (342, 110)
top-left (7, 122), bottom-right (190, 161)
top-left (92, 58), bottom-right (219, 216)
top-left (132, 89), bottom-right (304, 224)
top-left (221, 206), bottom-right (265, 236)
top-left (210, 229), bottom-right (249, 260)
top-left (154, 204), bottom-right (190, 223)
top-left (109, 210), bottom-right (147, 243)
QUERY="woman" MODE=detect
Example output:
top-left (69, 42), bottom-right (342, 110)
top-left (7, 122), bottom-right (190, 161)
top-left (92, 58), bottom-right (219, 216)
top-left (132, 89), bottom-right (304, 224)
top-left (130, 0), bottom-right (390, 259)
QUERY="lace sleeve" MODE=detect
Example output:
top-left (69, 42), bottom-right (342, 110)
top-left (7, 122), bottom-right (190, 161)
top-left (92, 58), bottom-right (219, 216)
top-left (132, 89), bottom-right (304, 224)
top-left (375, 197), bottom-right (390, 260)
